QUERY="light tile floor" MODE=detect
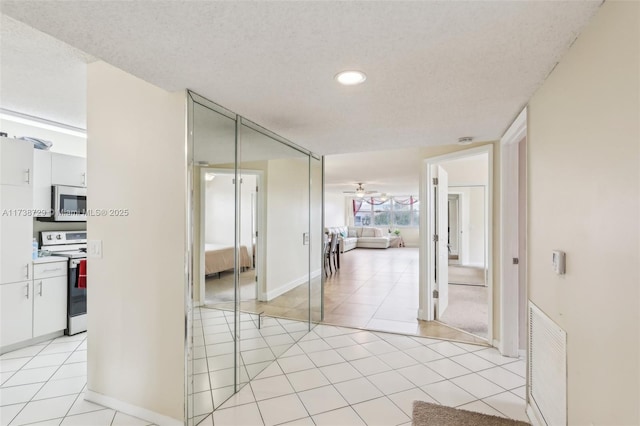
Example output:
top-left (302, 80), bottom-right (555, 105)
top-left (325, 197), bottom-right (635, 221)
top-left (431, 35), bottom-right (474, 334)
top-left (2, 315), bottom-right (527, 426)
top-left (0, 333), bottom-right (153, 426)
top-left (197, 322), bottom-right (527, 426)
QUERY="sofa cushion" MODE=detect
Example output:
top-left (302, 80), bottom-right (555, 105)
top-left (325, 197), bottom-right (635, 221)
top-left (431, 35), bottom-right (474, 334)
top-left (360, 227), bottom-right (373, 237)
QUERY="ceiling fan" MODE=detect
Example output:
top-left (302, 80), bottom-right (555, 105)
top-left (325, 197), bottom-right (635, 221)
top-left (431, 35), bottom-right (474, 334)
top-left (343, 183), bottom-right (380, 198)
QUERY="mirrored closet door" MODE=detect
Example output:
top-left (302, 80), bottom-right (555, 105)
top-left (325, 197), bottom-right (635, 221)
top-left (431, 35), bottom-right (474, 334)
top-left (186, 91), bottom-right (323, 425)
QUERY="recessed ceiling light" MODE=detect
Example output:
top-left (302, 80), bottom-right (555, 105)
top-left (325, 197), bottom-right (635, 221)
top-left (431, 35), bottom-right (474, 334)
top-left (335, 70), bottom-right (367, 86)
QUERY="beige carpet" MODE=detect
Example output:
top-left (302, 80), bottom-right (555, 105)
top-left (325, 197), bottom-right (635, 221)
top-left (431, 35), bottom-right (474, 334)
top-left (449, 265), bottom-right (485, 286)
top-left (412, 401), bottom-right (530, 426)
top-left (439, 284), bottom-right (488, 339)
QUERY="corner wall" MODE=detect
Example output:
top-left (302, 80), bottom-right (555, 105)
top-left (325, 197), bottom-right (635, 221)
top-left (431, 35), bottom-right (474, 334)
top-left (528, 2), bottom-right (639, 424)
top-left (86, 62), bottom-right (186, 424)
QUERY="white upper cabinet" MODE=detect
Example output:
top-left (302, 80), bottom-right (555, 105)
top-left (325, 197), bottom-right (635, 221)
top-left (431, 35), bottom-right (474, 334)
top-left (51, 153), bottom-right (86, 187)
top-left (0, 137), bottom-right (33, 188)
top-left (33, 149), bottom-right (52, 217)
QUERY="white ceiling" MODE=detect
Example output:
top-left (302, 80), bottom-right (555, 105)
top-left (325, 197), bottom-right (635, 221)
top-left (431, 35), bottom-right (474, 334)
top-left (0, 15), bottom-right (92, 128)
top-left (1, 1), bottom-right (601, 157)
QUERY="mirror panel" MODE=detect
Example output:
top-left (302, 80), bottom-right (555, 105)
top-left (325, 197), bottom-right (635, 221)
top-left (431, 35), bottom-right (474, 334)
top-left (187, 93), bottom-right (322, 424)
top-left (191, 101), bottom-right (238, 421)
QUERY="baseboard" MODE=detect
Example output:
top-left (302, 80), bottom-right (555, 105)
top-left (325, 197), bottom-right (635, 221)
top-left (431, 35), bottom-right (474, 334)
top-left (1, 331), bottom-right (65, 355)
top-left (526, 403), bottom-right (543, 426)
top-left (84, 390), bottom-right (182, 426)
top-left (493, 338), bottom-right (501, 351)
top-left (265, 269), bottom-right (321, 301)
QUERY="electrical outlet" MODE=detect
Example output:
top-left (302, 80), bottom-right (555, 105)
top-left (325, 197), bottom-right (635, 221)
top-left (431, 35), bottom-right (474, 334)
top-left (552, 250), bottom-right (566, 275)
top-left (88, 240), bottom-right (102, 258)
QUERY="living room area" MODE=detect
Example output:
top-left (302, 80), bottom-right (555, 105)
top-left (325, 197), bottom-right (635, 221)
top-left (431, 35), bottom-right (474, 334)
top-left (323, 147), bottom-right (491, 345)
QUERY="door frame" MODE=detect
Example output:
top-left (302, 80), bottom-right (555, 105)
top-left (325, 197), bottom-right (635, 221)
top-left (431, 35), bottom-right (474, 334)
top-left (499, 107), bottom-right (527, 357)
top-left (199, 168), bottom-right (265, 304)
top-left (418, 144), bottom-right (493, 344)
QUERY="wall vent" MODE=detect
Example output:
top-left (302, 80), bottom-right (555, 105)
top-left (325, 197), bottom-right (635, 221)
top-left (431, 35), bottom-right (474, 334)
top-left (528, 302), bottom-right (567, 426)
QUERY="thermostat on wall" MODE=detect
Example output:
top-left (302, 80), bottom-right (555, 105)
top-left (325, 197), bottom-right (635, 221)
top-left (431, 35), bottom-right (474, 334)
top-left (552, 250), bottom-right (566, 275)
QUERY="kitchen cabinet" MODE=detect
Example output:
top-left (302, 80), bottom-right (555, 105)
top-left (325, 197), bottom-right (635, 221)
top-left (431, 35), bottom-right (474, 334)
top-left (0, 137), bottom-right (33, 188)
top-left (0, 185), bottom-right (33, 285)
top-left (33, 149), bottom-right (52, 217)
top-left (0, 281), bottom-right (33, 347)
top-left (33, 261), bottom-right (67, 337)
top-left (51, 153), bottom-right (86, 187)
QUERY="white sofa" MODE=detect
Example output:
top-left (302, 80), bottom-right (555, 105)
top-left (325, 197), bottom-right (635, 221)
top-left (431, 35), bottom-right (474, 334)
top-left (325, 226), bottom-right (390, 252)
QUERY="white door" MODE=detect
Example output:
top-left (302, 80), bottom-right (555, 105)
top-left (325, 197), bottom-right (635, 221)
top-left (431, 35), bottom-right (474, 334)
top-left (33, 276), bottom-right (68, 337)
top-left (434, 166), bottom-right (449, 316)
top-left (0, 185), bottom-right (33, 284)
top-left (0, 137), bottom-right (33, 187)
top-left (0, 281), bottom-right (33, 347)
top-left (51, 153), bottom-right (86, 187)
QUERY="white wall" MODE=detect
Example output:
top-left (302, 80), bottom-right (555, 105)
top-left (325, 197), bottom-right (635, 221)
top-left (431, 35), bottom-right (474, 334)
top-left (324, 192), bottom-right (346, 227)
top-left (0, 119), bottom-right (86, 157)
top-left (86, 61), bottom-right (186, 423)
top-left (440, 154), bottom-right (488, 186)
top-left (265, 157), bottom-right (310, 299)
top-left (204, 172), bottom-right (256, 249)
top-left (528, 2), bottom-right (639, 424)
top-left (204, 173), bottom-right (234, 246)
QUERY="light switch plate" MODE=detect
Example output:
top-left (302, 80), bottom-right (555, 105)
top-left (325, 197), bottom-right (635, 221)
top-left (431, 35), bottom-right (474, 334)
top-left (552, 250), bottom-right (566, 275)
top-left (88, 240), bottom-right (102, 258)
top-left (303, 233), bottom-right (310, 245)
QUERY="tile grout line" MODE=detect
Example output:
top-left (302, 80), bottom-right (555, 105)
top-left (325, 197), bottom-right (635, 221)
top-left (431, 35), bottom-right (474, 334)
top-left (4, 335), bottom-right (87, 426)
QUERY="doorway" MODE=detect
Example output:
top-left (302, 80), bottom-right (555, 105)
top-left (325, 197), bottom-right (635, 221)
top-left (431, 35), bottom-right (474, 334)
top-left (200, 168), bottom-right (262, 307)
top-left (421, 146), bottom-right (493, 342)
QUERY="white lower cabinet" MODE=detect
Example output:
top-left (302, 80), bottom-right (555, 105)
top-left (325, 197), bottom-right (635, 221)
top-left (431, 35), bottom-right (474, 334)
top-left (0, 281), bottom-right (33, 347)
top-left (33, 275), bottom-right (67, 337)
top-left (0, 260), bottom-right (67, 350)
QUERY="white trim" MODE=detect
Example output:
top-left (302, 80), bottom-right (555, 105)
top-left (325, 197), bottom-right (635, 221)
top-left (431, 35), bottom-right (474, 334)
top-left (419, 145), bottom-right (493, 345)
top-left (84, 390), bottom-right (182, 426)
top-left (499, 106), bottom-right (527, 357)
top-left (501, 107), bottom-right (527, 147)
top-left (264, 269), bottom-right (321, 301)
top-left (526, 403), bottom-right (544, 426)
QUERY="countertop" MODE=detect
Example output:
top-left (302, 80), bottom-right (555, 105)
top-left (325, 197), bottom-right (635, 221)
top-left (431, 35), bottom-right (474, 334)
top-left (33, 256), bottom-right (67, 265)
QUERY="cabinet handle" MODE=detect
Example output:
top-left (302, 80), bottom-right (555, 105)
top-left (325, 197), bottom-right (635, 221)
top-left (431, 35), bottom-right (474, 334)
top-left (42, 267), bottom-right (63, 273)
top-left (25, 284), bottom-right (30, 299)
top-left (38, 281), bottom-right (43, 296)
top-left (25, 168), bottom-right (31, 184)
top-left (82, 172), bottom-right (86, 186)
top-left (25, 264), bottom-right (30, 279)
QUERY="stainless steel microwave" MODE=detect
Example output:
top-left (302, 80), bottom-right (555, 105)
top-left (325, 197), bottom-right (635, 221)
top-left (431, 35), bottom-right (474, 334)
top-left (52, 185), bottom-right (87, 221)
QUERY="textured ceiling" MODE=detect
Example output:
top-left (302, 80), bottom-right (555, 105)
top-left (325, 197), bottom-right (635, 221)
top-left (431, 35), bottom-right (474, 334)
top-left (1, 1), bottom-right (601, 156)
top-left (0, 15), bottom-right (92, 128)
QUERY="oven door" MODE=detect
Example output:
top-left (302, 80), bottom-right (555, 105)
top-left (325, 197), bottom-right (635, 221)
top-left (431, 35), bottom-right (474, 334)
top-left (53, 185), bottom-right (87, 221)
top-left (69, 258), bottom-right (87, 317)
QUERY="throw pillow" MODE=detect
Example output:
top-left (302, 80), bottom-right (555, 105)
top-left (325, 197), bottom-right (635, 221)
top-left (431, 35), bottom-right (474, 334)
top-left (348, 227), bottom-right (357, 238)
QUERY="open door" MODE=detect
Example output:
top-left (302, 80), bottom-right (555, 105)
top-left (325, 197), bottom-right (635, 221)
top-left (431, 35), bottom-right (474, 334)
top-left (433, 165), bottom-right (449, 317)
